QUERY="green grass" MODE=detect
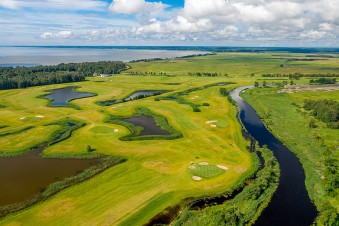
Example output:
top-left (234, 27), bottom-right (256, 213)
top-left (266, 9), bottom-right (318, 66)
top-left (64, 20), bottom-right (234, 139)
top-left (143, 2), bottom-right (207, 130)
top-left (0, 52), bottom-right (338, 225)
top-left (242, 87), bottom-right (339, 225)
top-left (174, 146), bottom-right (280, 226)
top-left (0, 75), bottom-right (253, 225)
top-left (90, 126), bottom-right (116, 134)
top-left (191, 164), bottom-right (225, 178)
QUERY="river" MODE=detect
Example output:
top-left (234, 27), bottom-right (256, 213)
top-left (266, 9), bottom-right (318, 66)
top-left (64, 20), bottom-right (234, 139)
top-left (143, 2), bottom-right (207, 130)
top-left (230, 86), bottom-right (317, 226)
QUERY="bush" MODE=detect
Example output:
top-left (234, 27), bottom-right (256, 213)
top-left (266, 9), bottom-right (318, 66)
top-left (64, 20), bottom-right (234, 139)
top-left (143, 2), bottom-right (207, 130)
top-left (202, 103), bottom-right (210, 106)
top-left (193, 107), bottom-right (201, 112)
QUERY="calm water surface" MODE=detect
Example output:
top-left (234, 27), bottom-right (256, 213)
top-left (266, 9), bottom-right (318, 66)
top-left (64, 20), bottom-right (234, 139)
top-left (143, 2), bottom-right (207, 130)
top-left (123, 115), bottom-right (170, 136)
top-left (0, 47), bottom-right (206, 66)
top-left (0, 147), bottom-right (100, 206)
top-left (231, 86), bottom-right (317, 226)
top-left (44, 86), bottom-right (94, 106)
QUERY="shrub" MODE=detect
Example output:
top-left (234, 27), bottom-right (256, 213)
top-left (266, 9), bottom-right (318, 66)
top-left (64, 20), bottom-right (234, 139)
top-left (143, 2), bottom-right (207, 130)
top-left (193, 107), bottom-right (201, 112)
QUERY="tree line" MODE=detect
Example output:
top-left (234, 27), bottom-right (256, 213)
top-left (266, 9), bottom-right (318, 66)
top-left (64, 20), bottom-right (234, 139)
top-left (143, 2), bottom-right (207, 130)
top-left (262, 73), bottom-right (339, 80)
top-left (0, 61), bottom-right (127, 90)
top-left (309, 78), bottom-right (336, 85)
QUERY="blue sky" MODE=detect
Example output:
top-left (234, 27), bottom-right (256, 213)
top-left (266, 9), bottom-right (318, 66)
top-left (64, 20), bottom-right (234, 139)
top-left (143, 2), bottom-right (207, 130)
top-left (0, 0), bottom-right (338, 46)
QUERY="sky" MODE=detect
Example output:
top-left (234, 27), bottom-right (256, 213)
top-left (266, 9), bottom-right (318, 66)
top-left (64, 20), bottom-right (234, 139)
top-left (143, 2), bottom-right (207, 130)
top-left (0, 0), bottom-right (338, 47)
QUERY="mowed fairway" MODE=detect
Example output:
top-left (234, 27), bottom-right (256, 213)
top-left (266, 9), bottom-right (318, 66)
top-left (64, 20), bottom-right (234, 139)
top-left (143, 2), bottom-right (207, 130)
top-left (0, 75), bottom-right (254, 225)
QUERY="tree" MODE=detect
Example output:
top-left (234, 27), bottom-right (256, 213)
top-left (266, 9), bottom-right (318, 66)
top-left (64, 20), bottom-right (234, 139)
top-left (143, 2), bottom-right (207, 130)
top-left (254, 81), bottom-right (259, 87)
top-left (263, 81), bottom-right (267, 87)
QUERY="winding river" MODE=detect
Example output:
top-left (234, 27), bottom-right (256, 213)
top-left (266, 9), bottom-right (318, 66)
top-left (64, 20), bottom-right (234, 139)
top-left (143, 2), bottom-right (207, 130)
top-left (230, 86), bottom-right (317, 226)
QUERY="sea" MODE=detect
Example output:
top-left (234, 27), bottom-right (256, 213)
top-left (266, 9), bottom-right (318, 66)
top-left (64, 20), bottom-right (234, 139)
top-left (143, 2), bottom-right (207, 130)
top-left (0, 46), bottom-right (338, 67)
top-left (0, 46), bottom-right (208, 67)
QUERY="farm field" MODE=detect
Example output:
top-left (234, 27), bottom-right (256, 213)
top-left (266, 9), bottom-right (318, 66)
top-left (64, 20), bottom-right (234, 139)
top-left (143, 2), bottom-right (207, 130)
top-left (242, 87), bottom-right (339, 224)
top-left (0, 52), bottom-right (338, 225)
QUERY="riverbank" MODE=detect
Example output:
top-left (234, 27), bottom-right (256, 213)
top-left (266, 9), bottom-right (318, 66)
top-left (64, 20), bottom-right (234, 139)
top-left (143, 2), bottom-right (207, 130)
top-left (241, 87), bottom-right (339, 225)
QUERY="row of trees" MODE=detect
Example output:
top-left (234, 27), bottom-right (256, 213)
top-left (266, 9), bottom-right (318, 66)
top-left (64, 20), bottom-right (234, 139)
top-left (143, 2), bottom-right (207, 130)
top-left (188, 72), bottom-right (228, 77)
top-left (0, 61), bottom-right (127, 90)
top-left (310, 78), bottom-right (336, 84)
top-left (262, 73), bottom-right (339, 80)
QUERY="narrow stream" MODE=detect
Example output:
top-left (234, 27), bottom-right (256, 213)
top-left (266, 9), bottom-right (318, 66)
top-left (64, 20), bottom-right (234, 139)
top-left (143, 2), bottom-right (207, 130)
top-left (230, 86), bottom-right (317, 226)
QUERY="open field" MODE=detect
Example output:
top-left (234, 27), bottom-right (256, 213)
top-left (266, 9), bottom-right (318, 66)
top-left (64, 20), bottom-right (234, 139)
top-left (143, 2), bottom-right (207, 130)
top-left (242, 87), bottom-right (339, 224)
top-left (126, 52), bottom-right (339, 76)
top-left (0, 75), bottom-right (254, 225)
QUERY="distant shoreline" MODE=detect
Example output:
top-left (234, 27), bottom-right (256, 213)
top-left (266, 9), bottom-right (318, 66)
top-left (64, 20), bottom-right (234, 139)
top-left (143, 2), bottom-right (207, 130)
top-left (4, 46), bottom-right (339, 53)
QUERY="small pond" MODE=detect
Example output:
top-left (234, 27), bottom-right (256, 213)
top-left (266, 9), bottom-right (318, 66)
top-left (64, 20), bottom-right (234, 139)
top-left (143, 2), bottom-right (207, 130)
top-left (0, 147), bottom-right (100, 206)
top-left (44, 86), bottom-right (95, 107)
top-left (123, 115), bottom-right (170, 136)
top-left (124, 90), bottom-right (166, 101)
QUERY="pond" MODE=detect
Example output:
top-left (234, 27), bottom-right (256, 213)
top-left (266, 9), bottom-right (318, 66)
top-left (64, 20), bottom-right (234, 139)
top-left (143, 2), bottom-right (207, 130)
top-left (230, 86), bottom-right (317, 226)
top-left (0, 147), bottom-right (100, 207)
top-left (124, 90), bottom-right (166, 101)
top-left (123, 115), bottom-right (170, 136)
top-left (44, 86), bottom-right (95, 107)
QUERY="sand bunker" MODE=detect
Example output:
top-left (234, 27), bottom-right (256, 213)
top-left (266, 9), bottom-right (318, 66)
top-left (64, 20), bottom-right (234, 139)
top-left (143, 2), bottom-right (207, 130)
top-left (210, 124), bottom-right (217, 128)
top-left (192, 176), bottom-right (202, 181)
top-left (205, 120), bottom-right (217, 124)
top-left (114, 129), bottom-right (119, 132)
top-left (217, 165), bottom-right (228, 170)
top-left (19, 117), bottom-right (26, 120)
top-left (199, 162), bottom-right (209, 166)
top-left (189, 165), bottom-right (196, 169)
top-left (35, 115), bottom-right (44, 118)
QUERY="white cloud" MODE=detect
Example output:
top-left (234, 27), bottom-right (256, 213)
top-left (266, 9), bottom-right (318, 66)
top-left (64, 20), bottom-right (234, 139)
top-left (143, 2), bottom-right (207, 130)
top-left (0, 0), bottom-right (17, 9)
top-left (41, 30), bottom-right (73, 39)
top-left (0, 0), bottom-right (107, 11)
top-left (109, 0), bottom-right (168, 15)
top-left (134, 16), bottom-right (213, 34)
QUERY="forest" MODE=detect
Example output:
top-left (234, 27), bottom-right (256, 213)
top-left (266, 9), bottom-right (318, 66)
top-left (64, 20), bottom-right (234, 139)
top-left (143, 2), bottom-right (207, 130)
top-left (0, 61), bottom-right (127, 89)
top-left (304, 99), bottom-right (339, 129)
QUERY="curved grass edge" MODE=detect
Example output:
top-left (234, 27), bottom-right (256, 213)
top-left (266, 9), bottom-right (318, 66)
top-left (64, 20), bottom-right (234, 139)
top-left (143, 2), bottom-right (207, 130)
top-left (105, 107), bottom-right (183, 141)
top-left (37, 86), bottom-right (97, 110)
top-left (172, 145), bottom-right (280, 226)
top-left (0, 118), bottom-right (128, 219)
top-left (0, 155), bottom-right (127, 220)
top-left (159, 82), bottom-right (236, 112)
top-left (0, 119), bottom-right (84, 158)
top-left (96, 89), bottom-right (170, 106)
top-left (0, 126), bottom-right (35, 138)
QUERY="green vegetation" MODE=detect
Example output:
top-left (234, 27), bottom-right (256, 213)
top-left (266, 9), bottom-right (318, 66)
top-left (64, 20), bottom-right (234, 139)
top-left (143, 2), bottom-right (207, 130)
top-left (96, 90), bottom-right (168, 106)
top-left (309, 78), bottom-right (337, 85)
top-left (304, 99), bottom-right (338, 128)
top-left (174, 146), bottom-right (280, 226)
top-left (242, 87), bottom-right (339, 225)
top-left (0, 61), bottom-right (127, 89)
top-left (0, 126), bottom-right (35, 138)
top-left (0, 155), bottom-right (126, 219)
top-left (105, 107), bottom-right (182, 141)
top-left (1, 52), bottom-right (338, 225)
top-left (0, 73), bottom-right (253, 225)
top-left (190, 164), bottom-right (225, 179)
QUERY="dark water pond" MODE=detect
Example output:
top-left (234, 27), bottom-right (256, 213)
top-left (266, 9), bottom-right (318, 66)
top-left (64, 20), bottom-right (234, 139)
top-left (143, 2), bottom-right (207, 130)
top-left (123, 115), bottom-right (170, 136)
top-left (44, 86), bottom-right (94, 107)
top-left (124, 90), bottom-right (165, 101)
top-left (231, 86), bottom-right (317, 226)
top-left (0, 147), bottom-right (100, 206)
